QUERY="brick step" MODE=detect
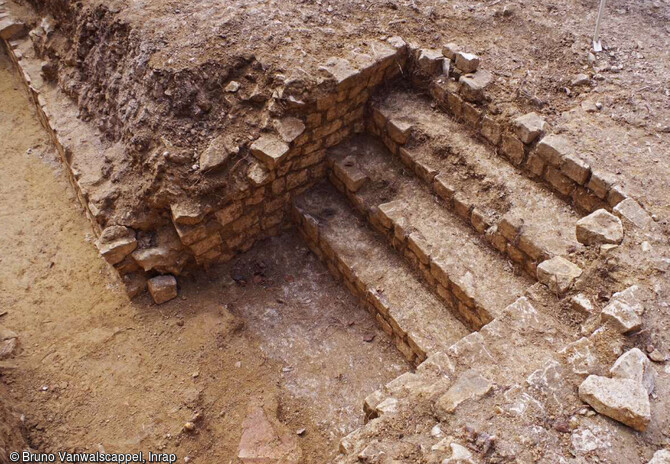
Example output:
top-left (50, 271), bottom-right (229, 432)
top-left (291, 182), bottom-right (470, 365)
top-left (327, 135), bottom-right (534, 328)
top-left (369, 89), bottom-right (584, 278)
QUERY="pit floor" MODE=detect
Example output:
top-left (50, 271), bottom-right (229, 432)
top-left (0, 47), bottom-right (409, 462)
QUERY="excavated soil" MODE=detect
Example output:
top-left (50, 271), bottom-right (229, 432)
top-left (0, 48), bottom-right (409, 462)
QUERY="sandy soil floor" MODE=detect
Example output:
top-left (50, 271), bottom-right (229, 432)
top-left (0, 47), bottom-right (409, 462)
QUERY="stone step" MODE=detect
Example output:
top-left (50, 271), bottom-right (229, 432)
top-left (327, 135), bottom-right (534, 328)
top-left (291, 182), bottom-right (470, 365)
top-left (369, 89), bottom-right (584, 278)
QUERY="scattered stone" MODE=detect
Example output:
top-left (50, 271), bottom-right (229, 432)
top-left (512, 112), bottom-right (548, 144)
top-left (578, 375), bottom-right (650, 431)
top-left (649, 449), bottom-right (670, 464)
top-left (572, 74), bottom-right (590, 86)
top-left (238, 405), bottom-right (301, 463)
top-left (250, 134), bottom-right (290, 169)
top-left (536, 257), bottom-right (582, 295)
top-left (274, 117), bottom-right (305, 143)
top-left (0, 19), bottom-right (27, 40)
top-left (417, 48), bottom-right (444, 75)
top-left (459, 70), bottom-right (493, 103)
top-left (435, 369), bottom-right (492, 416)
top-left (570, 294), bottom-right (594, 315)
top-left (454, 52), bottom-right (480, 73)
top-left (147, 275), bottom-right (178, 304)
top-left (610, 348), bottom-right (655, 394)
top-left (225, 81), bottom-right (240, 92)
top-left (613, 198), bottom-right (653, 229)
top-left (442, 43), bottom-right (461, 60)
top-left (199, 134), bottom-right (239, 172)
top-left (96, 226), bottom-right (137, 266)
top-left (576, 209), bottom-right (624, 246)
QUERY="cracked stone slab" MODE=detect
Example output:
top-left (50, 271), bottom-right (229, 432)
top-left (578, 375), bottom-right (650, 431)
top-left (576, 209), bottom-right (624, 245)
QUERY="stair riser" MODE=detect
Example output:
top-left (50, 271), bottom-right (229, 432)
top-left (367, 108), bottom-right (562, 279)
top-left (326, 166), bottom-right (492, 330)
top-left (290, 203), bottom-right (428, 365)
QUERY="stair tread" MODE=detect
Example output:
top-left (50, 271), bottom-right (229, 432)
top-left (330, 136), bottom-right (533, 318)
top-left (375, 89), bottom-right (582, 258)
top-left (295, 182), bottom-right (470, 355)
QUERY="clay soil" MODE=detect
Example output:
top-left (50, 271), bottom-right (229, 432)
top-left (0, 48), bottom-right (409, 462)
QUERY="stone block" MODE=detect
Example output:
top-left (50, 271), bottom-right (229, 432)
top-left (481, 116), bottom-right (502, 145)
top-left (446, 92), bottom-right (463, 118)
top-left (613, 198), bottom-right (653, 229)
top-left (407, 231), bottom-right (433, 265)
top-left (462, 102), bottom-right (482, 127)
top-left (442, 43), bottom-right (461, 60)
top-left (602, 300), bottom-right (642, 334)
top-left (536, 134), bottom-right (572, 167)
top-left (433, 173), bottom-right (456, 203)
top-left (454, 52), bottom-right (480, 73)
top-left (250, 135), bottom-right (290, 169)
top-left (545, 166), bottom-right (576, 196)
top-left (190, 233), bottom-right (222, 256)
top-left (416, 48), bottom-right (444, 75)
top-left (586, 170), bottom-right (616, 199)
top-left (537, 256), bottom-right (582, 295)
top-left (459, 70), bottom-right (492, 103)
top-left (319, 57), bottom-right (359, 88)
top-left (274, 117), bottom-right (306, 143)
top-left (578, 375), bottom-right (650, 432)
top-left (333, 156), bottom-right (368, 192)
top-left (512, 112), bottom-right (547, 144)
top-left (147, 275), bottom-right (178, 304)
top-left (607, 185), bottom-right (627, 207)
top-left (170, 201), bottom-right (206, 225)
top-left (576, 209), bottom-right (623, 245)
top-left (501, 133), bottom-right (525, 165)
top-left (247, 162), bottom-right (273, 187)
top-left (387, 119), bottom-right (413, 145)
top-left (97, 226), bottom-right (137, 266)
top-left (199, 134), bottom-right (239, 172)
top-left (561, 154), bottom-right (591, 185)
top-left (215, 202), bottom-right (243, 227)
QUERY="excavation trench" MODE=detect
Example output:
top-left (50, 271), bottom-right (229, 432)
top-left (0, 47), bottom-right (411, 463)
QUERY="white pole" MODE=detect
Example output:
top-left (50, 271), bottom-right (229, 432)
top-left (593, 0), bottom-right (608, 52)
